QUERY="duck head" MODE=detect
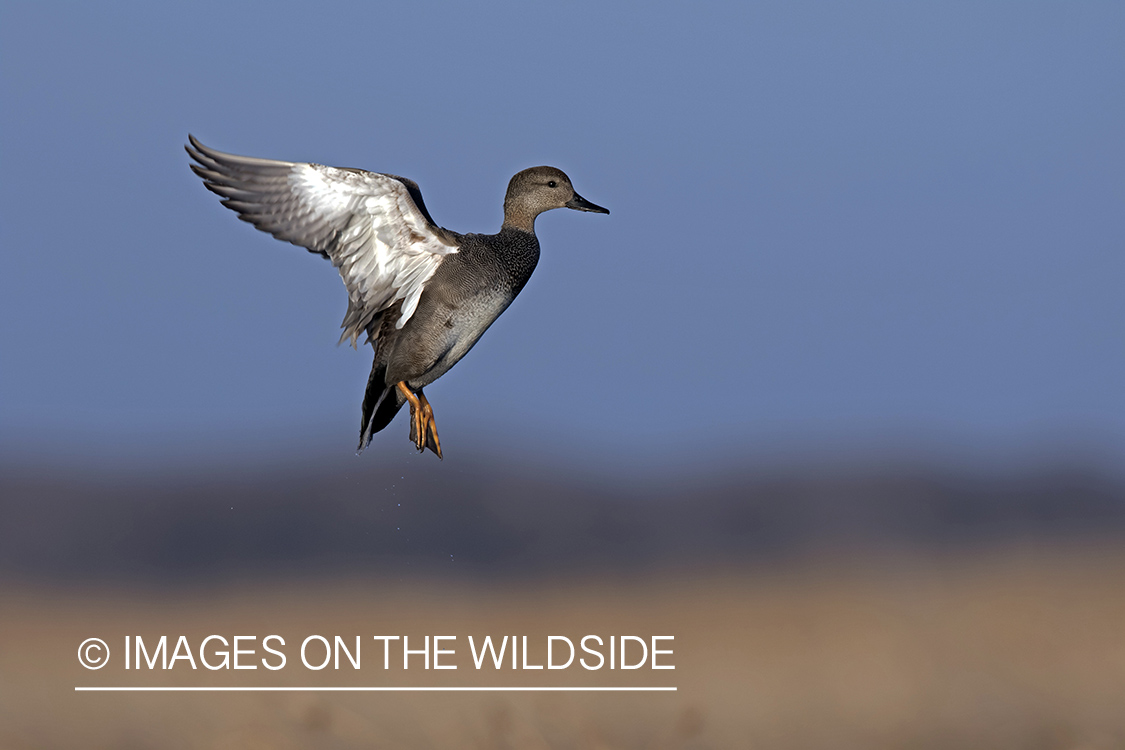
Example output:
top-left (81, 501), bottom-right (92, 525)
top-left (502, 166), bottom-right (608, 232)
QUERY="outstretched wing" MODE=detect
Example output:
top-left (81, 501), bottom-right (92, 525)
top-left (186, 135), bottom-right (458, 346)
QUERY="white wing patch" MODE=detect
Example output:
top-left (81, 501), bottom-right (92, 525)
top-left (188, 138), bottom-right (458, 347)
top-left (292, 164), bottom-right (458, 344)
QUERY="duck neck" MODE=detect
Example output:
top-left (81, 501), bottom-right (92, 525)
top-left (501, 202), bottom-right (538, 234)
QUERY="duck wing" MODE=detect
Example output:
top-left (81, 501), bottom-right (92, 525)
top-left (186, 135), bottom-right (459, 346)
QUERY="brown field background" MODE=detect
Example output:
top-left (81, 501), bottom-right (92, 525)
top-left (5, 547), bottom-right (1125, 749)
top-left (4, 455), bottom-right (1125, 748)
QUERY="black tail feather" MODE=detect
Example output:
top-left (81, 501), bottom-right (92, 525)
top-left (357, 362), bottom-right (404, 452)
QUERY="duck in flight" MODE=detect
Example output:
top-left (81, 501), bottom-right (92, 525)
top-left (186, 135), bottom-right (608, 458)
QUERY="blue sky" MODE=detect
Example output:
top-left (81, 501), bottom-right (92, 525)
top-left (2, 1), bottom-right (1122, 470)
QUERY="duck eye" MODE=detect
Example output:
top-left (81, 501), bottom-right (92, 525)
top-left (547, 180), bottom-right (557, 188)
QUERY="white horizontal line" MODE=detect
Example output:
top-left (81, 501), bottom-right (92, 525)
top-left (75, 686), bottom-right (676, 692)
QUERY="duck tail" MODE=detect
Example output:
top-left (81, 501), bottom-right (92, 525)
top-left (357, 362), bottom-right (405, 452)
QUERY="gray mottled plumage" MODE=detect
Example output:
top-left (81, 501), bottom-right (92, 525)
top-left (185, 135), bottom-right (608, 457)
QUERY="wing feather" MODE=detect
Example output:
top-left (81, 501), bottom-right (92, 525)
top-left (186, 135), bottom-right (458, 346)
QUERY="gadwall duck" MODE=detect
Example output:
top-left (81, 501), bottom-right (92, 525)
top-left (186, 136), bottom-right (608, 458)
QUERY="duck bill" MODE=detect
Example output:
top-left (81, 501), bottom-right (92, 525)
top-left (566, 192), bottom-right (610, 214)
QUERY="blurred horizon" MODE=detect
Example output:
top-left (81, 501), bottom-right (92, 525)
top-left (5, 400), bottom-right (1124, 481)
top-left (5, 433), bottom-right (1123, 589)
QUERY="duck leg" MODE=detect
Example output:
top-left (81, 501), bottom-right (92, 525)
top-left (396, 382), bottom-right (424, 449)
top-left (416, 388), bottom-right (443, 459)
top-left (395, 382), bottom-right (443, 459)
